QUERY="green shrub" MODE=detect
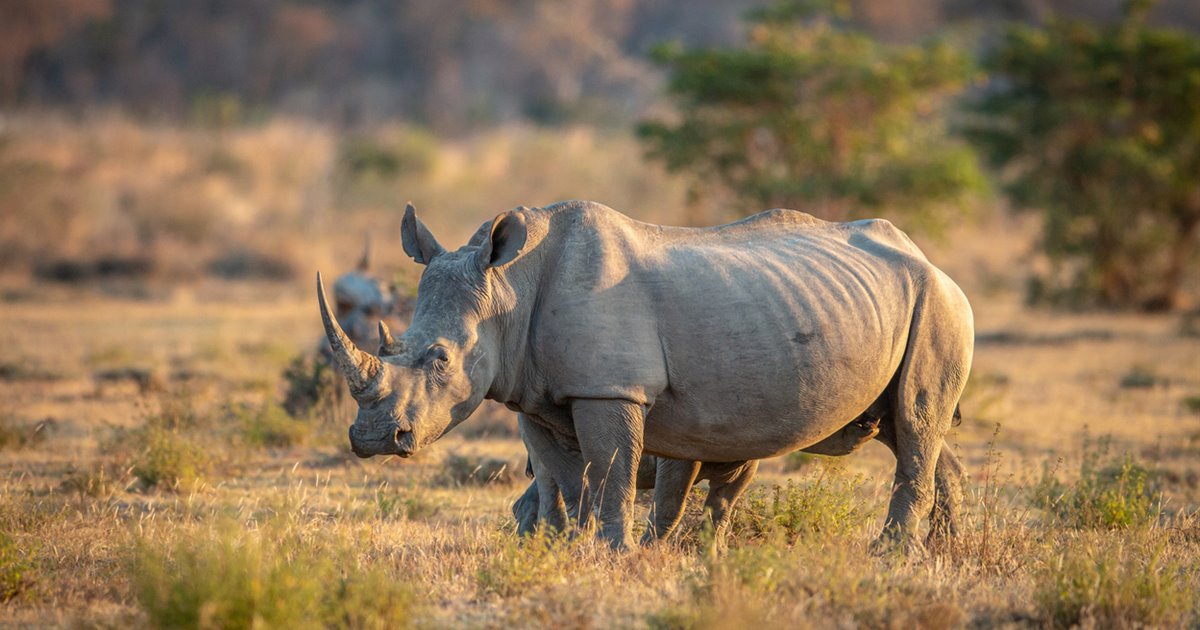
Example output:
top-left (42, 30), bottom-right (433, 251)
top-left (1119, 365), bottom-right (1161, 389)
top-left (236, 401), bottom-right (311, 448)
top-left (135, 523), bottom-right (418, 629)
top-left (0, 531), bottom-right (32, 602)
top-left (130, 425), bottom-right (210, 491)
top-left (729, 470), bottom-right (868, 544)
top-left (1034, 537), bottom-right (1190, 628)
top-left (1032, 438), bottom-right (1161, 529)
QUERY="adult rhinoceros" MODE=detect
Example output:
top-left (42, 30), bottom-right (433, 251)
top-left (317, 200), bottom-right (973, 551)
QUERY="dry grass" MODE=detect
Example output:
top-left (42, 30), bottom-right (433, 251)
top-left (1, 116), bottom-right (1199, 628)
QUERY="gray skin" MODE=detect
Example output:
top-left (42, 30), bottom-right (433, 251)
top-left (318, 200), bottom-right (973, 551)
top-left (512, 411), bottom-right (883, 543)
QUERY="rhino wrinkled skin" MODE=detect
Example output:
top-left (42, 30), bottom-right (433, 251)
top-left (318, 200), bottom-right (973, 550)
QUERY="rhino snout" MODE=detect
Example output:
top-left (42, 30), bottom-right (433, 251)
top-left (348, 425), bottom-right (416, 458)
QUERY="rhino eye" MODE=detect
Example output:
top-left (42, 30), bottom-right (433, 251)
top-left (428, 346), bottom-right (450, 371)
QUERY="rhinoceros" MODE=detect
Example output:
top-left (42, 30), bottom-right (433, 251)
top-left (317, 237), bottom-right (413, 360)
top-left (318, 200), bottom-right (973, 551)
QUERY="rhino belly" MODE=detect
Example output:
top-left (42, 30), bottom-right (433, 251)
top-left (641, 363), bottom-right (892, 462)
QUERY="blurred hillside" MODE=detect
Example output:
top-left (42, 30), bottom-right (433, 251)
top-left (3, 0), bottom-right (1198, 132)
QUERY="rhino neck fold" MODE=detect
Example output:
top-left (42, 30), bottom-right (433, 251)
top-left (482, 254), bottom-right (543, 411)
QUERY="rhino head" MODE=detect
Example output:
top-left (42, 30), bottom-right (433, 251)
top-left (319, 203), bottom-right (527, 458)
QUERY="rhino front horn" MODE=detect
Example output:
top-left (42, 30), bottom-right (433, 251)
top-left (317, 271), bottom-right (383, 398)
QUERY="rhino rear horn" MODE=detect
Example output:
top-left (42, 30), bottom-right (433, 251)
top-left (317, 271), bottom-right (383, 397)
top-left (377, 320), bottom-right (401, 356)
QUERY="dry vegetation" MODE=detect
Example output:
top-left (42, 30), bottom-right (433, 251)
top-left (2, 116), bottom-right (1199, 628)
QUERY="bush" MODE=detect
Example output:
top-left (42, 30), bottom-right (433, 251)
top-left (236, 401), bottom-right (311, 448)
top-left (476, 530), bottom-right (573, 598)
top-left (134, 523), bottom-right (419, 629)
top-left (1034, 536), bottom-right (1190, 628)
top-left (281, 353), bottom-right (340, 420)
top-left (130, 425), bottom-right (210, 491)
top-left (1032, 437), bottom-right (1161, 529)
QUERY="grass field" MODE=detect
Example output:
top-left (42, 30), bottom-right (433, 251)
top-left (2, 118), bottom-right (1199, 628)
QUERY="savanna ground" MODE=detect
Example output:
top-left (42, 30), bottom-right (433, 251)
top-left (1, 116), bottom-right (1199, 628)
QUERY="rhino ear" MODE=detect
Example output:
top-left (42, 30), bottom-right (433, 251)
top-left (356, 233), bottom-right (371, 271)
top-left (401, 202), bottom-right (445, 265)
top-left (476, 211), bottom-right (527, 272)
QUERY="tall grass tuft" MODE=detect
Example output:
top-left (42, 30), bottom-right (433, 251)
top-left (1034, 534), bottom-right (1191, 628)
top-left (134, 521), bottom-right (419, 629)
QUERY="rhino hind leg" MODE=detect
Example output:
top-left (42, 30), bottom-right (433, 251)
top-left (702, 460), bottom-right (759, 538)
top-left (926, 438), bottom-right (965, 550)
top-left (873, 279), bottom-right (972, 554)
top-left (641, 458), bottom-right (702, 545)
top-left (512, 480), bottom-right (540, 536)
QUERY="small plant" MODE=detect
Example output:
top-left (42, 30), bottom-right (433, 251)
top-left (0, 531), bottom-right (32, 602)
top-left (0, 414), bottom-right (50, 451)
top-left (1031, 436), bottom-right (1161, 529)
top-left (1181, 395), bottom-right (1200, 414)
top-left (729, 468), bottom-right (868, 544)
top-left (1119, 365), bottom-right (1161, 389)
top-left (236, 401), bottom-right (311, 448)
top-left (1034, 537), bottom-right (1189, 628)
top-left (280, 353), bottom-right (340, 420)
top-left (374, 483), bottom-right (439, 521)
top-left (476, 529), bottom-right (573, 598)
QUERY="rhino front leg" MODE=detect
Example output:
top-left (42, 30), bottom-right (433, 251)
top-left (641, 458), bottom-right (701, 545)
top-left (519, 415), bottom-right (583, 532)
top-left (571, 399), bottom-right (645, 549)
